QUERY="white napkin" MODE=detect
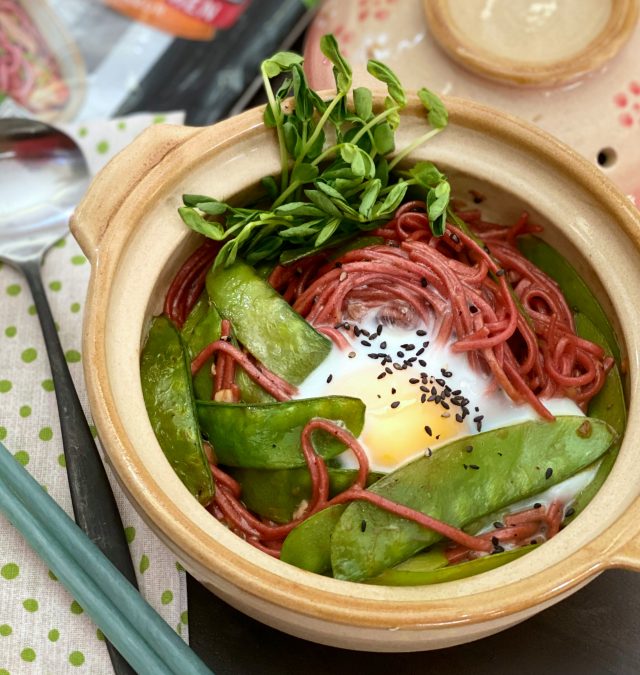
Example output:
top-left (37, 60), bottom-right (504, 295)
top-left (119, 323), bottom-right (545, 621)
top-left (0, 111), bottom-right (190, 674)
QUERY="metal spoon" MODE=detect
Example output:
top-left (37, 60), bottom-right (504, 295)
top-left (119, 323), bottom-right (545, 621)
top-left (0, 118), bottom-right (137, 675)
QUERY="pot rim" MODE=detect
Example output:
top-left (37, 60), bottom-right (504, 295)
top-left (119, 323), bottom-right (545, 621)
top-left (72, 94), bottom-right (640, 630)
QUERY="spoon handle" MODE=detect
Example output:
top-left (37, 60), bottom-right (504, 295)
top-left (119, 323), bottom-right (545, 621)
top-left (22, 259), bottom-right (138, 675)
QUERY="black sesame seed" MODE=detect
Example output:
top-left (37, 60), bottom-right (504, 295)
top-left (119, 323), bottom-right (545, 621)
top-left (420, 277), bottom-right (428, 287)
top-left (493, 521), bottom-right (504, 529)
top-left (441, 401), bottom-right (450, 410)
top-left (491, 536), bottom-right (499, 546)
top-left (436, 378), bottom-right (445, 387)
top-left (390, 401), bottom-right (400, 409)
top-left (326, 374), bottom-right (333, 383)
top-left (545, 467), bottom-right (553, 480)
top-left (424, 425), bottom-right (432, 436)
top-left (495, 268), bottom-right (505, 277)
top-left (565, 507), bottom-right (575, 518)
top-left (354, 326), bottom-right (361, 337)
top-left (361, 340), bottom-right (371, 347)
top-left (469, 305), bottom-right (478, 314)
top-left (497, 452), bottom-right (503, 456)
top-left (385, 367), bottom-right (393, 374)
top-left (534, 503), bottom-right (542, 509)
top-left (397, 351), bottom-right (405, 358)
top-left (376, 324), bottom-right (383, 335)
top-left (463, 464), bottom-right (468, 470)
top-left (469, 464), bottom-right (479, 470)
top-left (361, 520), bottom-right (367, 532)
top-left (452, 389), bottom-right (461, 395)
top-left (420, 385), bottom-right (429, 393)
top-left (455, 413), bottom-right (464, 423)
top-left (530, 539), bottom-right (538, 545)
top-left (425, 448), bottom-right (433, 457)
top-left (420, 393), bottom-right (427, 404)
top-left (492, 545), bottom-right (505, 554)
top-left (380, 341), bottom-right (387, 349)
top-left (409, 378), bottom-right (420, 384)
top-left (416, 347), bottom-right (425, 357)
top-left (416, 329), bottom-right (427, 336)
top-left (393, 363), bottom-right (403, 371)
top-left (334, 322), bottom-right (343, 330)
top-left (361, 329), bottom-right (370, 337)
top-left (391, 387), bottom-right (397, 395)
top-left (465, 445), bottom-right (473, 453)
top-left (441, 369), bottom-right (452, 378)
top-left (419, 359), bottom-right (427, 367)
top-left (435, 434), bottom-right (441, 440)
top-left (368, 353), bottom-right (379, 360)
top-left (377, 372), bottom-right (386, 380)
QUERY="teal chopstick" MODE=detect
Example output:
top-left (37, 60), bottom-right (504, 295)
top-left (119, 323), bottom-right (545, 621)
top-left (0, 442), bottom-right (213, 675)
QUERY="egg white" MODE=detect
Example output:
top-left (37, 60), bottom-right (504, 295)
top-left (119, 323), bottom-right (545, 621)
top-left (297, 313), bottom-right (584, 475)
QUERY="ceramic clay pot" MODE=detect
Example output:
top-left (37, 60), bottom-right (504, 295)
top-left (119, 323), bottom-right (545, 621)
top-left (71, 96), bottom-right (640, 651)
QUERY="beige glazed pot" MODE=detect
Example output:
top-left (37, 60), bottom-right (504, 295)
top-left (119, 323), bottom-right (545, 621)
top-left (71, 96), bottom-right (640, 651)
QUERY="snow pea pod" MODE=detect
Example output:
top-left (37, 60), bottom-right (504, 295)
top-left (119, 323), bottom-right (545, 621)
top-left (369, 545), bottom-right (537, 586)
top-left (181, 293), bottom-right (222, 401)
top-left (141, 316), bottom-right (214, 505)
top-left (280, 505), bottom-right (346, 573)
top-left (331, 416), bottom-right (616, 582)
top-left (229, 467), bottom-right (384, 523)
top-left (566, 313), bottom-right (626, 521)
top-left (517, 235), bottom-right (620, 363)
top-left (197, 396), bottom-right (365, 468)
top-left (206, 259), bottom-right (331, 385)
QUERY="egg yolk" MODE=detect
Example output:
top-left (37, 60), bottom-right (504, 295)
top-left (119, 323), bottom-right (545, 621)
top-left (333, 369), bottom-right (467, 471)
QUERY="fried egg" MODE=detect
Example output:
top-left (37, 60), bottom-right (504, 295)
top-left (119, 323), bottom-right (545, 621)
top-left (296, 314), bottom-right (583, 474)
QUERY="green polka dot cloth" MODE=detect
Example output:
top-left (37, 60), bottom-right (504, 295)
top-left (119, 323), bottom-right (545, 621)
top-left (0, 112), bottom-right (192, 674)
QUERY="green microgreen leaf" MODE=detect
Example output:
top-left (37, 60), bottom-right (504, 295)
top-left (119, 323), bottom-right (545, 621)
top-left (292, 64), bottom-right (313, 121)
top-left (353, 87), bottom-right (373, 120)
top-left (408, 161), bottom-right (445, 188)
top-left (373, 122), bottom-right (395, 155)
top-left (315, 217), bottom-right (341, 246)
top-left (374, 181), bottom-right (408, 217)
top-left (418, 87), bottom-right (448, 129)
top-left (196, 201), bottom-right (228, 216)
top-left (283, 121), bottom-right (301, 156)
top-left (274, 201), bottom-right (324, 217)
top-left (320, 34), bottom-right (352, 94)
top-left (182, 194), bottom-right (215, 207)
top-left (261, 176), bottom-right (278, 200)
top-left (426, 181), bottom-right (451, 236)
top-left (291, 163), bottom-right (319, 184)
top-left (366, 60), bottom-right (407, 109)
top-left (305, 189), bottom-right (344, 218)
top-left (359, 179), bottom-right (382, 218)
top-left (178, 207), bottom-right (226, 240)
top-left (261, 51), bottom-right (304, 78)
